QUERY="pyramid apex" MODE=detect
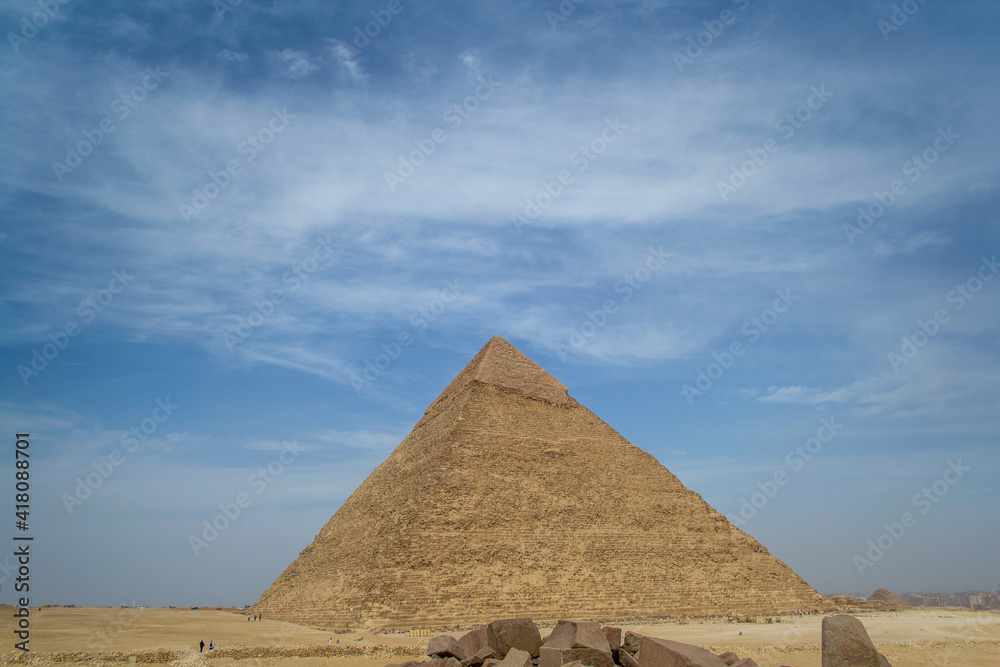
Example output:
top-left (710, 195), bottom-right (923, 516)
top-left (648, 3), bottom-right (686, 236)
top-left (428, 336), bottom-right (575, 410)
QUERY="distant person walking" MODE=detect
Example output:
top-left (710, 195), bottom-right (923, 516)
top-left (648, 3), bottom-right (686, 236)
top-left (247, 614), bottom-right (251, 621)
top-left (329, 638), bottom-right (333, 645)
top-left (199, 640), bottom-right (204, 653)
top-left (209, 641), bottom-right (214, 651)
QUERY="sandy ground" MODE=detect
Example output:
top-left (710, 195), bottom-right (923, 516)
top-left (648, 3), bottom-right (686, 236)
top-left (1, 606), bottom-right (997, 667)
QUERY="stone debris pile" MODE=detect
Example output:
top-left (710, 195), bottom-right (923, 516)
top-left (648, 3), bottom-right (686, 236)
top-left (388, 615), bottom-right (893, 667)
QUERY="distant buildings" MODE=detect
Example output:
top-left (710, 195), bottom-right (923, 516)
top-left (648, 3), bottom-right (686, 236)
top-left (900, 591), bottom-right (998, 610)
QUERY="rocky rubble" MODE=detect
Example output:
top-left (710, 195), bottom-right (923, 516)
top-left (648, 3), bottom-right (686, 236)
top-left (0, 649), bottom-right (180, 664)
top-left (393, 615), bottom-right (894, 667)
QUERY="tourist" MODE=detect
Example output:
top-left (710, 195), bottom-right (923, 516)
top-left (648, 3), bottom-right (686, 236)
top-left (199, 640), bottom-right (204, 653)
top-left (209, 641), bottom-right (214, 650)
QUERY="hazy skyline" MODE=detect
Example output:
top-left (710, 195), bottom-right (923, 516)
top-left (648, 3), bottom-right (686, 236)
top-left (1, 0), bottom-right (998, 607)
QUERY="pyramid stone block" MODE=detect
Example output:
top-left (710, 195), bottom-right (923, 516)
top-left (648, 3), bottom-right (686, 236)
top-left (487, 618), bottom-right (542, 659)
top-left (540, 619), bottom-right (613, 667)
top-left (459, 627), bottom-right (489, 658)
top-left (498, 648), bottom-right (532, 667)
top-left (254, 337), bottom-right (830, 629)
top-left (429, 635), bottom-right (467, 661)
top-left (638, 636), bottom-right (729, 667)
top-left (821, 615), bottom-right (892, 666)
top-left (462, 647), bottom-right (496, 667)
top-left (623, 632), bottom-right (645, 655)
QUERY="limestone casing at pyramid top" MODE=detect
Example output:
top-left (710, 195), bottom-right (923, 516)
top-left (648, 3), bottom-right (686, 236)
top-left (425, 336), bottom-right (578, 412)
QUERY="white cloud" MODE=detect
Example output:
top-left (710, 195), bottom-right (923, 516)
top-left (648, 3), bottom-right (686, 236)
top-left (219, 50), bottom-right (249, 63)
top-left (270, 49), bottom-right (320, 78)
top-left (871, 231), bottom-right (949, 257)
top-left (330, 41), bottom-right (366, 81)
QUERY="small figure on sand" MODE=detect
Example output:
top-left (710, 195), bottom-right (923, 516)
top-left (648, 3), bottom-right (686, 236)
top-left (209, 641), bottom-right (214, 651)
top-left (329, 638), bottom-right (333, 645)
top-left (199, 640), bottom-right (204, 653)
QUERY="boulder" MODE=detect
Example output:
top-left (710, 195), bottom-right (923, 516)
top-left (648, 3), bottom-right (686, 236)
top-left (601, 627), bottom-right (621, 661)
top-left (429, 636), bottom-right (467, 661)
top-left (545, 620), bottom-right (612, 653)
top-left (540, 643), bottom-right (614, 667)
top-left (620, 648), bottom-right (639, 667)
top-left (637, 636), bottom-right (728, 667)
top-left (460, 627), bottom-right (489, 657)
top-left (732, 660), bottom-right (758, 667)
top-left (499, 648), bottom-right (533, 667)
top-left (487, 619), bottom-right (543, 659)
top-left (430, 659), bottom-right (462, 667)
top-left (462, 647), bottom-right (496, 667)
top-left (821, 615), bottom-right (892, 667)
top-left (622, 631), bottom-right (645, 655)
top-left (539, 620), bottom-right (613, 667)
top-left (717, 653), bottom-right (739, 666)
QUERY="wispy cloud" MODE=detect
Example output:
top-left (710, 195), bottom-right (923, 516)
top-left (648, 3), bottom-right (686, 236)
top-left (269, 49), bottom-right (320, 78)
top-left (330, 41), bottom-right (366, 81)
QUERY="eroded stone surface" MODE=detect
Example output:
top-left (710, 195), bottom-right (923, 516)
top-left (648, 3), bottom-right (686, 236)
top-left (822, 615), bottom-right (893, 667)
top-left (637, 636), bottom-right (728, 667)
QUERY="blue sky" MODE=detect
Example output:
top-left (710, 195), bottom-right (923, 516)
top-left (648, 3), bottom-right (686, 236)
top-left (1, 0), bottom-right (998, 607)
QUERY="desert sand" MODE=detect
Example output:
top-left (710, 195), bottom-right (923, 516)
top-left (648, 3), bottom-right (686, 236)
top-left (1, 606), bottom-right (997, 667)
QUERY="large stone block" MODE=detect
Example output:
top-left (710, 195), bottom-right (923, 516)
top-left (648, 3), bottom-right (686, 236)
top-left (717, 653), bottom-right (739, 666)
top-left (429, 635), bottom-right (467, 661)
top-left (487, 618), bottom-right (542, 659)
top-left (601, 627), bottom-right (621, 655)
top-left (540, 647), bottom-right (613, 667)
top-left (459, 627), bottom-right (489, 658)
top-left (622, 632), bottom-right (645, 655)
top-left (637, 636), bottom-right (728, 667)
top-left (539, 620), bottom-right (613, 667)
top-left (732, 660), bottom-right (758, 667)
top-left (620, 649), bottom-right (639, 667)
top-left (821, 616), bottom-right (892, 667)
top-left (499, 648), bottom-right (532, 667)
top-left (462, 647), bottom-right (496, 667)
top-left (429, 658), bottom-right (462, 667)
top-left (544, 621), bottom-right (611, 653)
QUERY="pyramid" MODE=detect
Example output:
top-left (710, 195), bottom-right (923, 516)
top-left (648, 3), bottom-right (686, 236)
top-left (255, 336), bottom-right (829, 629)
